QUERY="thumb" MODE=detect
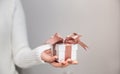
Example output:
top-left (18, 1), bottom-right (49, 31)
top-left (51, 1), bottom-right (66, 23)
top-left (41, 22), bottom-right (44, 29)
top-left (46, 56), bottom-right (58, 63)
top-left (41, 52), bottom-right (57, 63)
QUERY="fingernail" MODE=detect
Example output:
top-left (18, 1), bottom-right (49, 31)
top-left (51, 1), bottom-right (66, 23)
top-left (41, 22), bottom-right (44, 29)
top-left (73, 61), bottom-right (78, 64)
top-left (54, 56), bottom-right (58, 61)
top-left (67, 59), bottom-right (71, 61)
top-left (62, 62), bottom-right (66, 65)
top-left (67, 59), bottom-right (72, 64)
top-left (61, 61), bottom-right (66, 65)
top-left (54, 56), bottom-right (58, 59)
top-left (68, 61), bottom-right (72, 64)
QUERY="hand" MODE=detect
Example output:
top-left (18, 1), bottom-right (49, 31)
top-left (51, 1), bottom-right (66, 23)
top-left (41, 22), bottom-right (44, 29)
top-left (41, 49), bottom-right (78, 68)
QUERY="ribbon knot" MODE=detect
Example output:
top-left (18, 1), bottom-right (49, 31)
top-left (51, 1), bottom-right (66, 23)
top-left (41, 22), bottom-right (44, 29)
top-left (47, 33), bottom-right (88, 50)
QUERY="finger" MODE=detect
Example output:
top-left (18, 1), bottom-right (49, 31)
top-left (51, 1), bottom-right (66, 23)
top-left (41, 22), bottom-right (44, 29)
top-left (66, 59), bottom-right (78, 65)
top-left (46, 56), bottom-right (58, 63)
top-left (61, 61), bottom-right (66, 65)
top-left (41, 52), bottom-right (57, 63)
top-left (44, 49), bottom-right (52, 54)
top-left (51, 62), bottom-right (69, 68)
top-left (66, 59), bottom-right (72, 64)
top-left (72, 60), bottom-right (78, 64)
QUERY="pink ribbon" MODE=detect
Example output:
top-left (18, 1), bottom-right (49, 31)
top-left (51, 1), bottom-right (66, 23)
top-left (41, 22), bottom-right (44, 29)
top-left (46, 33), bottom-right (88, 50)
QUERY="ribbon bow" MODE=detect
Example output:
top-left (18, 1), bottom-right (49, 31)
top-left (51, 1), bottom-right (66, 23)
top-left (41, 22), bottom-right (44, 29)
top-left (47, 33), bottom-right (88, 50)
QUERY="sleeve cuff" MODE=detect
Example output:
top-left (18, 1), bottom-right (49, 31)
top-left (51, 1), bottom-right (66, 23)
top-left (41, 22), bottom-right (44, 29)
top-left (34, 44), bottom-right (52, 63)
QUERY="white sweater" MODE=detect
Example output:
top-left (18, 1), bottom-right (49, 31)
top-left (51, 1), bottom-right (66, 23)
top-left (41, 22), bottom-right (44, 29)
top-left (0, 0), bottom-right (51, 74)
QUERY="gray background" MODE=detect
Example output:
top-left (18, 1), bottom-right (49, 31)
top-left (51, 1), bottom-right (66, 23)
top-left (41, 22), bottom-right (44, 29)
top-left (21, 0), bottom-right (120, 74)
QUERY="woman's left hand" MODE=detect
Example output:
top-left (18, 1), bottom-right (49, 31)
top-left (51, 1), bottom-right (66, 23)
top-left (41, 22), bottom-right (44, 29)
top-left (41, 49), bottom-right (78, 68)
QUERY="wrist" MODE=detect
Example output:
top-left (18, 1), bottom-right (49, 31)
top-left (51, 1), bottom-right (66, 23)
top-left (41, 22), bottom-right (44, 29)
top-left (35, 44), bottom-right (52, 63)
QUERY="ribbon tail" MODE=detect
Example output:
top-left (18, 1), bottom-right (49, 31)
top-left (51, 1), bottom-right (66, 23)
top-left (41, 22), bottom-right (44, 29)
top-left (79, 41), bottom-right (88, 50)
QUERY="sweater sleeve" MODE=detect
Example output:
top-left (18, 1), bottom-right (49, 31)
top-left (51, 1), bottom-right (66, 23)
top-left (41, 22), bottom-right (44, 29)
top-left (12, 0), bottom-right (50, 68)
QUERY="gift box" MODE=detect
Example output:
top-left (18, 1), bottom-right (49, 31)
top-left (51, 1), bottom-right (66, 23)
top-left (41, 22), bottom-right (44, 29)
top-left (47, 33), bottom-right (88, 62)
top-left (55, 44), bottom-right (78, 62)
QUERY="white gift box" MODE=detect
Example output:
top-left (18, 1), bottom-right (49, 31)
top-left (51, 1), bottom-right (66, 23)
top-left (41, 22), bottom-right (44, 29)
top-left (53, 44), bottom-right (78, 62)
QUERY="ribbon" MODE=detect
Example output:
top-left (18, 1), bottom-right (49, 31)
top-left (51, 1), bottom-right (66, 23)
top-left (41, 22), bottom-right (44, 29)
top-left (65, 44), bottom-right (72, 60)
top-left (46, 33), bottom-right (88, 50)
top-left (46, 33), bottom-right (63, 45)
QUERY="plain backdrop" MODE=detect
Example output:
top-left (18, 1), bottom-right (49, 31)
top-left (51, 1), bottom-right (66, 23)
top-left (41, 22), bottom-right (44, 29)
top-left (21, 0), bottom-right (120, 74)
